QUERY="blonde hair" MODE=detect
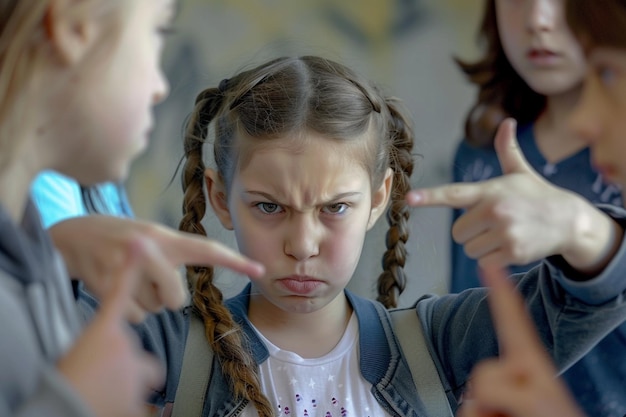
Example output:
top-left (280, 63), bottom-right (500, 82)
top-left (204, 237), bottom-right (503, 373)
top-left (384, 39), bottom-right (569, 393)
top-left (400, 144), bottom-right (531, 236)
top-left (0, 0), bottom-right (124, 167)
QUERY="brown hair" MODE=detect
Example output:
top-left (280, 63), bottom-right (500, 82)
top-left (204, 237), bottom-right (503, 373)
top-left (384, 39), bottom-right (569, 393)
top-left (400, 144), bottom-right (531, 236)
top-left (456, 0), bottom-right (545, 147)
top-left (178, 56), bottom-right (415, 416)
top-left (566, 0), bottom-right (626, 49)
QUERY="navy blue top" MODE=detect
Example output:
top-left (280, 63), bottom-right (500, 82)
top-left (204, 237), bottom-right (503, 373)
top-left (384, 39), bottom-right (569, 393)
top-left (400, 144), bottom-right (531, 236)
top-left (450, 123), bottom-right (626, 417)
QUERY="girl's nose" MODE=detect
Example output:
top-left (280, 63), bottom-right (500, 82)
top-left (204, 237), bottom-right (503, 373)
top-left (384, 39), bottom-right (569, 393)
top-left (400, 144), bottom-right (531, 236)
top-left (526, 0), bottom-right (557, 33)
top-left (283, 215), bottom-right (321, 261)
top-left (153, 67), bottom-right (170, 105)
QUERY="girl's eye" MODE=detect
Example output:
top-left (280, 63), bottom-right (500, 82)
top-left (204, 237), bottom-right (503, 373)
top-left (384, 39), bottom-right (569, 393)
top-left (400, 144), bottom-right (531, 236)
top-left (256, 202), bottom-right (282, 214)
top-left (597, 65), bottom-right (616, 86)
top-left (323, 203), bottom-right (348, 215)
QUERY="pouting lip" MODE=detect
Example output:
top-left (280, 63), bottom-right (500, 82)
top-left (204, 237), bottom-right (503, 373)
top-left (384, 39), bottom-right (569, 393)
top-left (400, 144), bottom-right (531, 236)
top-left (277, 275), bottom-right (325, 295)
top-left (278, 275), bottom-right (323, 282)
top-left (527, 47), bottom-right (558, 57)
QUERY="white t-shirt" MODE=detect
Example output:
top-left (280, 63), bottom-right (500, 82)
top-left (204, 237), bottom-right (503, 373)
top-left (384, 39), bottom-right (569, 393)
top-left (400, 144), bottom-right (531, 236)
top-left (241, 313), bottom-right (392, 417)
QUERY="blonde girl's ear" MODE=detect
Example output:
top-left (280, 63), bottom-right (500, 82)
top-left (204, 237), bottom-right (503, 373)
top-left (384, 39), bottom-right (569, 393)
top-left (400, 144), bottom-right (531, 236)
top-left (205, 168), bottom-right (234, 230)
top-left (368, 167), bottom-right (393, 230)
top-left (44, 0), bottom-right (100, 65)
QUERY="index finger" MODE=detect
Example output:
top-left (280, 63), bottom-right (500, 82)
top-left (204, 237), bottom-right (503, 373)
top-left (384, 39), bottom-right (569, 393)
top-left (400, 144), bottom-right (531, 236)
top-left (479, 265), bottom-right (546, 359)
top-left (165, 231), bottom-right (265, 278)
top-left (406, 182), bottom-right (485, 209)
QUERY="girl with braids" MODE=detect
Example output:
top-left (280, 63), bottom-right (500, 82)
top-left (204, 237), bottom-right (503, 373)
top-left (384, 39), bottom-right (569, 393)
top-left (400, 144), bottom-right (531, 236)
top-left (133, 55), bottom-right (626, 417)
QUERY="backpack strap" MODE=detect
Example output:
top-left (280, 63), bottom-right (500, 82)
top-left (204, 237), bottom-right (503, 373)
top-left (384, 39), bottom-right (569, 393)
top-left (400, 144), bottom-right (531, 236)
top-left (390, 308), bottom-right (454, 417)
top-left (170, 310), bottom-right (213, 417)
top-left (170, 305), bottom-right (452, 417)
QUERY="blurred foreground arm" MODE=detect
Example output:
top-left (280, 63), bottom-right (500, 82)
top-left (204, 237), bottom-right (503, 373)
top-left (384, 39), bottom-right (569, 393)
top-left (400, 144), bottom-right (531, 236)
top-left (457, 266), bottom-right (586, 417)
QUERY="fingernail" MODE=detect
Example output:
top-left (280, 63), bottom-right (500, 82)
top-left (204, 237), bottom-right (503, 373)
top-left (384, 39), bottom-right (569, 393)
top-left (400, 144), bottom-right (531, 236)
top-left (251, 262), bottom-right (265, 278)
top-left (406, 190), bottom-right (423, 205)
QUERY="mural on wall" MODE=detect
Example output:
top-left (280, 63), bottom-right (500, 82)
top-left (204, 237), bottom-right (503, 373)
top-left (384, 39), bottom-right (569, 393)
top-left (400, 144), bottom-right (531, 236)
top-left (128, 0), bottom-right (481, 300)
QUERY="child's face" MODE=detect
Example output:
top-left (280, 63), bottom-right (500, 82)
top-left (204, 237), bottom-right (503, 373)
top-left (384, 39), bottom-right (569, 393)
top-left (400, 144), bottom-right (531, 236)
top-left (208, 134), bottom-right (391, 315)
top-left (70, 0), bottom-right (172, 184)
top-left (570, 47), bottom-right (626, 188)
top-left (495, 0), bottom-right (587, 97)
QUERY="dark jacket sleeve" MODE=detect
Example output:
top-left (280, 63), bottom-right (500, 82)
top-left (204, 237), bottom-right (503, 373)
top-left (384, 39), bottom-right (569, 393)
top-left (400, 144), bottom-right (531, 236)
top-left (417, 209), bottom-right (626, 400)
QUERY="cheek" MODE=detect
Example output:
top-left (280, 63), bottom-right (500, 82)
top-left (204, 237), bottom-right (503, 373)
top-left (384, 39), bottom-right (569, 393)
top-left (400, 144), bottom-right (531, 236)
top-left (564, 43), bottom-right (588, 79)
top-left (496, 10), bottom-right (520, 56)
top-left (323, 221), bottom-right (368, 274)
top-left (230, 210), bottom-right (277, 260)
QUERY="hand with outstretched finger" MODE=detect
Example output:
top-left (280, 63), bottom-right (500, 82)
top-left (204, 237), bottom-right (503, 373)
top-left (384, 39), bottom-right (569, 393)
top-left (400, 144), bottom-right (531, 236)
top-left (456, 266), bottom-right (587, 417)
top-left (50, 215), bottom-right (265, 322)
top-left (407, 118), bottom-right (621, 274)
top-left (58, 239), bottom-right (165, 417)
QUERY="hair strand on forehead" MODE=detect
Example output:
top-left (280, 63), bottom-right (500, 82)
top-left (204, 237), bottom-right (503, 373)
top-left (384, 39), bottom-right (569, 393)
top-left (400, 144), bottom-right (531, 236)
top-left (566, 0), bottom-right (626, 49)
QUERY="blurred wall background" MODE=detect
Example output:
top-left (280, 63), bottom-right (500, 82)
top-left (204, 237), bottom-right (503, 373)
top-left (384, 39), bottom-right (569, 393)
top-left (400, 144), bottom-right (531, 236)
top-left (128, 0), bottom-right (483, 305)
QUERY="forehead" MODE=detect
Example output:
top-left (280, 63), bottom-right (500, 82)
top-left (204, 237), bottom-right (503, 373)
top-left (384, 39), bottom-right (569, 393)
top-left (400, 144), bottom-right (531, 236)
top-left (236, 129), bottom-right (373, 173)
top-left (234, 134), bottom-right (372, 203)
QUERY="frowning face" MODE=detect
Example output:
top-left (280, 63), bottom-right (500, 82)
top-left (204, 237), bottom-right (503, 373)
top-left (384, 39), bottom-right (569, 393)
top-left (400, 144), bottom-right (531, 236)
top-left (207, 132), bottom-right (391, 317)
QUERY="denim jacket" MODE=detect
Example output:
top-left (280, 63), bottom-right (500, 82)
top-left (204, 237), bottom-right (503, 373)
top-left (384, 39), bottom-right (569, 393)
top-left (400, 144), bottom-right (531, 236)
top-left (135, 234), bottom-right (626, 417)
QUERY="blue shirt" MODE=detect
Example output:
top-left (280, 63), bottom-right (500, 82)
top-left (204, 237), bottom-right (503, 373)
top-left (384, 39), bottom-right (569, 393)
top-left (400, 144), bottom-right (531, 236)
top-left (31, 170), bottom-right (134, 227)
top-left (450, 123), bottom-right (626, 417)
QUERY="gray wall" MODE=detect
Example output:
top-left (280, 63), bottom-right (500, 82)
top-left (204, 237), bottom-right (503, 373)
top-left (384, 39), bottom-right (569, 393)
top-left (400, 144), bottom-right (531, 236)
top-left (127, 0), bottom-right (482, 304)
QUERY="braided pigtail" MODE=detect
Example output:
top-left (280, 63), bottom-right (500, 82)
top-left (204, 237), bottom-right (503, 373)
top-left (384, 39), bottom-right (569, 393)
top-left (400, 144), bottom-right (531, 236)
top-left (376, 97), bottom-right (415, 309)
top-left (179, 87), bottom-right (274, 417)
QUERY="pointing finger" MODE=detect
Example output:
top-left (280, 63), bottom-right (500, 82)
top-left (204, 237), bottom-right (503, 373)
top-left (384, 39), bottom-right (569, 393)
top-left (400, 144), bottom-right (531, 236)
top-left (406, 182), bottom-right (486, 209)
top-left (166, 232), bottom-right (266, 278)
top-left (479, 265), bottom-right (545, 360)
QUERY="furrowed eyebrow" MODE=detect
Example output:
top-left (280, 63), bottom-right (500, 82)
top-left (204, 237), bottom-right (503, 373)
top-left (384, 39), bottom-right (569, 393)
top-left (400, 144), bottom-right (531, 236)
top-left (244, 191), bottom-right (362, 205)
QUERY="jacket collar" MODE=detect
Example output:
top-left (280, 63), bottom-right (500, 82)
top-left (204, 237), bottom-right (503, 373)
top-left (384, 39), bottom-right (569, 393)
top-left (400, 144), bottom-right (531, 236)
top-left (225, 283), bottom-right (394, 383)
